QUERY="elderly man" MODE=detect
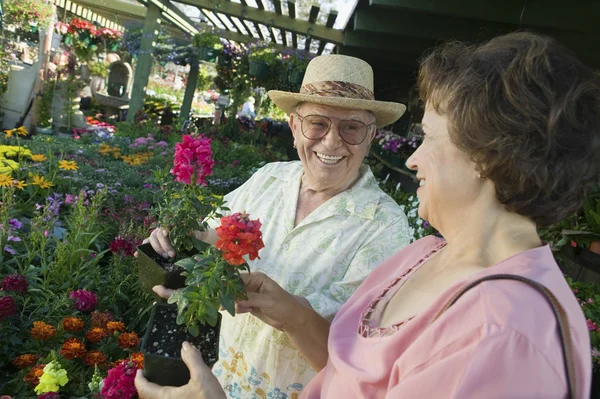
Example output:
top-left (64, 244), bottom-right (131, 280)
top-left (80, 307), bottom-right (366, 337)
top-left (136, 54), bottom-right (409, 398)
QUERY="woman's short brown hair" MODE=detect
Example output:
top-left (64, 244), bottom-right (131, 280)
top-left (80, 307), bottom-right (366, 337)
top-left (419, 32), bottom-right (600, 227)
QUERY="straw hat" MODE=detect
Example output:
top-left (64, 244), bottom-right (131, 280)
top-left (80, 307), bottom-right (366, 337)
top-left (268, 55), bottom-right (406, 128)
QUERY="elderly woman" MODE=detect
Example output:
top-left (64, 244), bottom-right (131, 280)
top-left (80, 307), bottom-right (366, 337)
top-left (136, 32), bottom-right (599, 398)
top-left (139, 55), bottom-right (410, 397)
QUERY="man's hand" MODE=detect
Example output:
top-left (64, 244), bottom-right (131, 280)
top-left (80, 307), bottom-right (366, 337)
top-left (135, 341), bottom-right (226, 399)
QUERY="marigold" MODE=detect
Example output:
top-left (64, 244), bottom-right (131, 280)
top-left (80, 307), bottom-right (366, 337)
top-left (83, 350), bottom-right (106, 367)
top-left (60, 337), bottom-right (86, 360)
top-left (85, 327), bottom-right (108, 344)
top-left (58, 160), bottom-right (78, 171)
top-left (13, 354), bottom-right (38, 369)
top-left (106, 321), bottom-right (126, 333)
top-left (62, 316), bottom-right (85, 332)
top-left (118, 332), bottom-right (140, 349)
top-left (30, 154), bottom-right (47, 162)
top-left (24, 364), bottom-right (46, 386)
top-left (30, 321), bottom-right (56, 340)
top-left (0, 173), bottom-right (12, 187)
top-left (129, 352), bottom-right (144, 369)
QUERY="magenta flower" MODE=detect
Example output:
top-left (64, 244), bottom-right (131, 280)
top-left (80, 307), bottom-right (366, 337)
top-left (0, 296), bottom-right (17, 321)
top-left (171, 135), bottom-right (214, 186)
top-left (38, 393), bottom-right (60, 399)
top-left (101, 360), bottom-right (138, 399)
top-left (69, 289), bottom-right (98, 312)
top-left (1, 274), bottom-right (28, 294)
top-left (587, 319), bottom-right (597, 331)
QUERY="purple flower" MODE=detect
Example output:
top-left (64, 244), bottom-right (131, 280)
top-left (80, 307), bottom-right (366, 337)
top-left (38, 392), bottom-right (61, 399)
top-left (143, 184), bottom-right (153, 189)
top-left (69, 289), bottom-right (98, 312)
top-left (4, 246), bottom-right (16, 255)
top-left (96, 183), bottom-right (105, 189)
top-left (8, 219), bottom-right (22, 230)
top-left (7, 235), bottom-right (21, 242)
top-left (65, 194), bottom-right (77, 205)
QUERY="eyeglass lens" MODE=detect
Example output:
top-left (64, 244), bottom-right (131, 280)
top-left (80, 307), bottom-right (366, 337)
top-left (300, 115), bottom-right (368, 145)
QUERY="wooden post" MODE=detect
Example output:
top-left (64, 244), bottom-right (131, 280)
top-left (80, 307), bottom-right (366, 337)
top-left (179, 61), bottom-right (199, 122)
top-left (126, 3), bottom-right (160, 122)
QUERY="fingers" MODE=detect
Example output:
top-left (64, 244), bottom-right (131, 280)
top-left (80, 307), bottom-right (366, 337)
top-left (240, 271), bottom-right (272, 293)
top-left (181, 341), bottom-right (209, 377)
top-left (149, 228), bottom-right (176, 258)
top-left (135, 369), bottom-right (170, 399)
top-left (153, 285), bottom-right (174, 299)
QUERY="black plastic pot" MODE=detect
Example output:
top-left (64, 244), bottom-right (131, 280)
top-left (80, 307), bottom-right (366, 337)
top-left (140, 303), bottom-right (221, 387)
top-left (136, 243), bottom-right (186, 293)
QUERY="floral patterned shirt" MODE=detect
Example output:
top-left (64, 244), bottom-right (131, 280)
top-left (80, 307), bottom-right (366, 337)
top-left (208, 161), bottom-right (410, 399)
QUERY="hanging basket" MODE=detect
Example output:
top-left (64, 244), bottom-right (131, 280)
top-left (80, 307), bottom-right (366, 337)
top-left (249, 61), bottom-right (269, 78)
top-left (198, 47), bottom-right (217, 62)
top-left (288, 69), bottom-right (305, 85)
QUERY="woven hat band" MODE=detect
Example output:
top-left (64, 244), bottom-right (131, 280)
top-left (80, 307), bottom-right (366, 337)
top-left (300, 81), bottom-right (375, 101)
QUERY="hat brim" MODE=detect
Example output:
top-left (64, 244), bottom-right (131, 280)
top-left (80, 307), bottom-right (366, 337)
top-left (268, 90), bottom-right (406, 128)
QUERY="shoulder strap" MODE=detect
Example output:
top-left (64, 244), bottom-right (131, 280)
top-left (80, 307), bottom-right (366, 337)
top-left (432, 274), bottom-right (578, 399)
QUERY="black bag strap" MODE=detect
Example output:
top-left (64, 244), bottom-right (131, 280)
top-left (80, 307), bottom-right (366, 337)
top-left (432, 274), bottom-right (578, 399)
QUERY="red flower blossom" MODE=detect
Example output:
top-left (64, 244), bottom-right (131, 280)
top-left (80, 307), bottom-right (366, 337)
top-left (91, 310), bottom-right (113, 328)
top-left (1, 274), bottom-right (28, 294)
top-left (69, 289), bottom-right (98, 312)
top-left (38, 393), bottom-right (60, 399)
top-left (215, 212), bottom-right (265, 266)
top-left (171, 134), bottom-right (214, 186)
top-left (109, 237), bottom-right (137, 257)
top-left (101, 360), bottom-right (138, 399)
top-left (0, 296), bottom-right (17, 321)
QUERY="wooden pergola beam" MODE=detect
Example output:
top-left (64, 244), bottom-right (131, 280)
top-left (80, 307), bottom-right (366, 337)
top-left (176, 0), bottom-right (343, 44)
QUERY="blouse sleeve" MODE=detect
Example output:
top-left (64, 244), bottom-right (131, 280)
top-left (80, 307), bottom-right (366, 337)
top-left (384, 326), bottom-right (567, 398)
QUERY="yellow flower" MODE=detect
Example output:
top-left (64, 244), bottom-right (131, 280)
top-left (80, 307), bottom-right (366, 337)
top-left (16, 126), bottom-right (28, 136)
top-left (0, 173), bottom-right (12, 187)
top-left (30, 154), bottom-right (47, 162)
top-left (0, 145), bottom-right (32, 158)
top-left (13, 180), bottom-right (27, 190)
top-left (34, 360), bottom-right (68, 394)
top-left (4, 129), bottom-right (15, 138)
top-left (31, 175), bottom-right (54, 189)
top-left (58, 160), bottom-right (78, 171)
top-left (0, 158), bottom-right (19, 174)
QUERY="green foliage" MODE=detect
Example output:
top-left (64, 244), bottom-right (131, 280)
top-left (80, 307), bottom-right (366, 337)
top-left (3, 0), bottom-right (54, 30)
top-left (36, 84), bottom-right (54, 127)
top-left (192, 32), bottom-right (223, 51)
top-left (87, 61), bottom-right (109, 78)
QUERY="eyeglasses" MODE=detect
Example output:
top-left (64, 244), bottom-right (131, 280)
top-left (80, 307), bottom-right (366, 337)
top-left (296, 114), bottom-right (374, 145)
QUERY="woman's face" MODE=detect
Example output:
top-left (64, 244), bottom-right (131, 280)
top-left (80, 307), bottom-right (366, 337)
top-left (290, 103), bottom-right (375, 191)
top-left (406, 105), bottom-right (486, 229)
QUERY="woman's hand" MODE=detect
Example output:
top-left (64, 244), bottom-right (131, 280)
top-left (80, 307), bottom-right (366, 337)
top-left (135, 341), bottom-right (226, 399)
top-left (135, 228), bottom-right (212, 259)
top-left (236, 272), bottom-right (310, 332)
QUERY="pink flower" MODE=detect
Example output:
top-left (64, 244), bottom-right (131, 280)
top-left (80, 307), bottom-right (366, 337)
top-left (171, 135), bottom-right (214, 186)
top-left (1, 274), bottom-right (28, 294)
top-left (587, 319), bottom-right (597, 331)
top-left (101, 360), bottom-right (138, 399)
top-left (69, 289), bottom-right (98, 312)
top-left (38, 393), bottom-right (60, 399)
top-left (0, 297), bottom-right (17, 321)
top-left (588, 298), bottom-right (595, 304)
top-left (573, 289), bottom-right (579, 294)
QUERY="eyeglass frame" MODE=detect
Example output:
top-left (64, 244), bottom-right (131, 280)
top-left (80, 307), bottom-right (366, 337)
top-left (295, 113), bottom-right (376, 145)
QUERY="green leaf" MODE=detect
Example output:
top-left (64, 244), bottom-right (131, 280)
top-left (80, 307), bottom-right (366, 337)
top-left (176, 313), bottom-right (186, 325)
top-left (219, 292), bottom-right (236, 316)
top-left (188, 324), bottom-right (200, 337)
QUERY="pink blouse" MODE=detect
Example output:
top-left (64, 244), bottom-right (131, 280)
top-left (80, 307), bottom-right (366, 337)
top-left (302, 236), bottom-right (591, 398)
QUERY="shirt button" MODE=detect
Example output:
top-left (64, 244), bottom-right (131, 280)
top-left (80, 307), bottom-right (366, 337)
top-left (282, 243), bottom-right (289, 250)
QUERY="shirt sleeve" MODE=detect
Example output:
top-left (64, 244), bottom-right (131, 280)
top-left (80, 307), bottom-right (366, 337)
top-left (385, 326), bottom-right (567, 398)
top-left (305, 214), bottom-right (410, 320)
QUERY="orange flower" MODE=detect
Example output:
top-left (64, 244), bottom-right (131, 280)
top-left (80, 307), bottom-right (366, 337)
top-left (60, 337), bottom-right (87, 359)
top-left (30, 321), bottom-right (56, 340)
top-left (106, 321), bottom-right (126, 333)
top-left (23, 364), bottom-right (45, 386)
top-left (62, 316), bottom-right (85, 332)
top-left (83, 350), bottom-right (106, 367)
top-left (13, 354), bottom-right (38, 369)
top-left (85, 327), bottom-right (108, 344)
top-left (130, 352), bottom-right (144, 369)
top-left (118, 332), bottom-right (140, 349)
